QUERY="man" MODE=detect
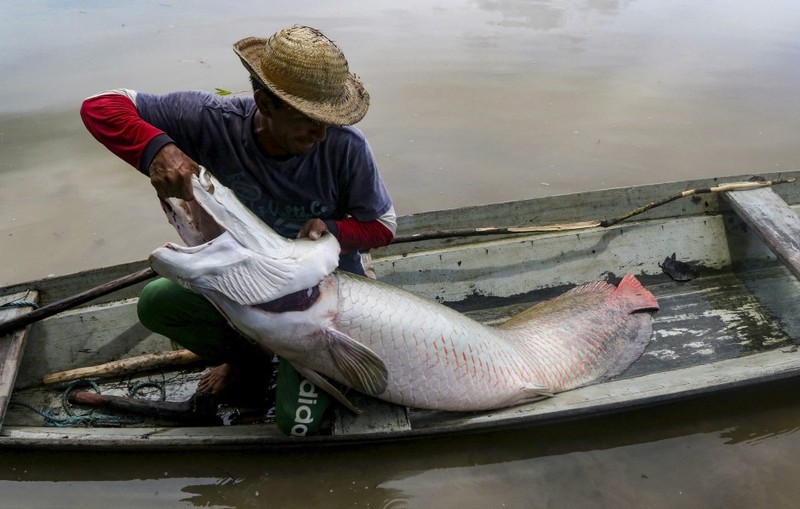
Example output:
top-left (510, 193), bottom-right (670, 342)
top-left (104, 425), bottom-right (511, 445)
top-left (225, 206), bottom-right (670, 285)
top-left (81, 25), bottom-right (396, 434)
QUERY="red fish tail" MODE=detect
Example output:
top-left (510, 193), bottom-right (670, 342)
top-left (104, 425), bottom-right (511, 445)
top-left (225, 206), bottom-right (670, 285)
top-left (614, 274), bottom-right (659, 312)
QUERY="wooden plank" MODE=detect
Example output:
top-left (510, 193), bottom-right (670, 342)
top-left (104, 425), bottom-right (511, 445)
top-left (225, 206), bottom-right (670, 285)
top-left (375, 214), bottom-right (737, 303)
top-left (41, 348), bottom-right (201, 385)
top-left (724, 187), bottom-right (800, 280)
top-left (0, 290), bottom-right (39, 431)
top-left (334, 393), bottom-right (411, 435)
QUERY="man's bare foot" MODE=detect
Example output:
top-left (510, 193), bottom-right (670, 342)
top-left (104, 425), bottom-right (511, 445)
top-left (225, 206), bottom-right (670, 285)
top-left (196, 360), bottom-right (274, 406)
top-left (197, 363), bottom-right (240, 395)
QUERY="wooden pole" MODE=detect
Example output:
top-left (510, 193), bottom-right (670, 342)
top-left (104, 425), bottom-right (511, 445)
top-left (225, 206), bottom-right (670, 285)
top-left (600, 178), bottom-right (796, 227)
top-left (42, 349), bottom-right (202, 385)
top-left (0, 267), bottom-right (156, 336)
top-left (392, 221), bottom-right (602, 243)
top-left (392, 177), bottom-right (796, 244)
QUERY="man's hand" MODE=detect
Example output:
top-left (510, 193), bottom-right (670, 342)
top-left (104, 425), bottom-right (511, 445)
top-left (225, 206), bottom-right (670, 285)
top-left (148, 144), bottom-right (199, 201)
top-left (297, 218), bottom-right (329, 240)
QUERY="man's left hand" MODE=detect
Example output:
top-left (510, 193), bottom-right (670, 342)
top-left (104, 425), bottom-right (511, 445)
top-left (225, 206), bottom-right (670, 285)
top-left (297, 218), bottom-right (329, 240)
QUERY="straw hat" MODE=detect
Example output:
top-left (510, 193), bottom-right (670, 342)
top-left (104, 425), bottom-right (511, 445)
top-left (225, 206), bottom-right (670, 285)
top-left (233, 25), bottom-right (369, 126)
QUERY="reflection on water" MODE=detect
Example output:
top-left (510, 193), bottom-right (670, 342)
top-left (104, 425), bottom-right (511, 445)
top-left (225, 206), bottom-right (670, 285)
top-left (476, 0), bottom-right (634, 31)
top-left (1, 379), bottom-right (799, 508)
top-left (478, 0), bottom-right (571, 30)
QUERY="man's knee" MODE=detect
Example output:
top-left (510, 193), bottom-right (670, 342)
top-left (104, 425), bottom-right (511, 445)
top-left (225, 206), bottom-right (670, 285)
top-left (136, 278), bottom-right (202, 332)
top-left (137, 278), bottom-right (173, 332)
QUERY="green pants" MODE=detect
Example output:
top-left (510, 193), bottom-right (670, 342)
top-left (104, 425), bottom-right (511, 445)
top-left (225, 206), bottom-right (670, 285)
top-left (137, 278), bottom-right (331, 435)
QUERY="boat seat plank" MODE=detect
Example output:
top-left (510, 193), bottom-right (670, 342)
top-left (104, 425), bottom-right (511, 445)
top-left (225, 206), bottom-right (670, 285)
top-left (724, 187), bottom-right (800, 280)
top-left (0, 290), bottom-right (39, 431)
top-left (334, 392), bottom-right (411, 435)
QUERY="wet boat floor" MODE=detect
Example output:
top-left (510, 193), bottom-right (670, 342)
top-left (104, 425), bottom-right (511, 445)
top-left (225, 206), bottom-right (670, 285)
top-left (6, 263), bottom-right (800, 429)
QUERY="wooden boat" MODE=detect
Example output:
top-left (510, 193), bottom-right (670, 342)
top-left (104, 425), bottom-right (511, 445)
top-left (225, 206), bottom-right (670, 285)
top-left (2, 170), bottom-right (800, 450)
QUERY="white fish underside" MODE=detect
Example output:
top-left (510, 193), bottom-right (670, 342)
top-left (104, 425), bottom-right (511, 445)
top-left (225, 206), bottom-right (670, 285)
top-left (149, 169), bottom-right (659, 412)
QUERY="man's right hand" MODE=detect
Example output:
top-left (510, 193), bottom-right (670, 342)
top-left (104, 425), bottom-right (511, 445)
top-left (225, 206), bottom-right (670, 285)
top-left (148, 144), bottom-right (199, 201)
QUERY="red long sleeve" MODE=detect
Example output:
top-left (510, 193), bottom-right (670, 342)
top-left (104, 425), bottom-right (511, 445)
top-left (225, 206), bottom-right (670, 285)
top-left (80, 93), bottom-right (164, 171)
top-left (334, 217), bottom-right (394, 253)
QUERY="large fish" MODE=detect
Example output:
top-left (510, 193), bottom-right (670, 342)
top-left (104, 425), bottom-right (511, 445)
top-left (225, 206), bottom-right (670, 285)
top-left (150, 169), bottom-right (659, 412)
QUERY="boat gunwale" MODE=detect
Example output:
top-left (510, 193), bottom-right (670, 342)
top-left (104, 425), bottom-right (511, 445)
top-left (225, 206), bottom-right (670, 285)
top-left (3, 169), bottom-right (799, 306)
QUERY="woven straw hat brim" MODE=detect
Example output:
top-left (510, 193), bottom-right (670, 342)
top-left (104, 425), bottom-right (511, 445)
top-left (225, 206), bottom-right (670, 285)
top-left (234, 33), bottom-right (369, 126)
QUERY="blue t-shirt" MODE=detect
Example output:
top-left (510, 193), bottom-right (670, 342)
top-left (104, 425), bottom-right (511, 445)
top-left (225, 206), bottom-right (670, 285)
top-left (135, 91), bottom-right (392, 274)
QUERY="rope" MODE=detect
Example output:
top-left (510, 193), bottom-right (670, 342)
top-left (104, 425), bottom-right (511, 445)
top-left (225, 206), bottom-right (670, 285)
top-left (0, 300), bottom-right (39, 309)
top-left (128, 381), bottom-right (167, 401)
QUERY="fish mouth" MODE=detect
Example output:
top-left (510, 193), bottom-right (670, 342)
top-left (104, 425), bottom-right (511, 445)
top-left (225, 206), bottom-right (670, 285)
top-left (148, 231), bottom-right (245, 282)
top-left (150, 168), bottom-right (249, 281)
top-left (163, 241), bottom-right (216, 255)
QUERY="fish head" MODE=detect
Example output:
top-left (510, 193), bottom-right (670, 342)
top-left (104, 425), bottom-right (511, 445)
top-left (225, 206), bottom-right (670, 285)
top-left (149, 231), bottom-right (252, 286)
top-left (149, 167), bottom-right (341, 306)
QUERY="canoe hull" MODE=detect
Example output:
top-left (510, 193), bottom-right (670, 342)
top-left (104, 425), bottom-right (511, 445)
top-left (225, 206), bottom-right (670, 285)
top-left (2, 171), bottom-right (800, 449)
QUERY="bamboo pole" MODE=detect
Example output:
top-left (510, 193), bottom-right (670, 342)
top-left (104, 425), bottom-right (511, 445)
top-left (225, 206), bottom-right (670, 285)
top-left (599, 178), bottom-right (795, 227)
top-left (391, 177), bottom-right (796, 244)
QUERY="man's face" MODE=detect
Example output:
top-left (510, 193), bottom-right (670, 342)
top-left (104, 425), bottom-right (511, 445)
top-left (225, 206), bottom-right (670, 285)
top-left (263, 100), bottom-right (330, 157)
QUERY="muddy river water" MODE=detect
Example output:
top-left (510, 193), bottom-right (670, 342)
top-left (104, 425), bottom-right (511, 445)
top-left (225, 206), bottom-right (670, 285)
top-left (1, 1), bottom-right (800, 507)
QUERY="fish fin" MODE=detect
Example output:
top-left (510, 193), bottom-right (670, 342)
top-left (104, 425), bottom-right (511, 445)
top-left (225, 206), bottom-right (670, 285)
top-left (502, 275), bottom-right (658, 328)
top-left (499, 281), bottom-right (613, 328)
top-left (193, 253), bottom-right (303, 305)
top-left (500, 385), bottom-right (554, 407)
top-left (326, 328), bottom-right (389, 396)
top-left (594, 312), bottom-right (653, 383)
top-left (294, 366), bottom-right (361, 414)
top-left (522, 386), bottom-right (555, 403)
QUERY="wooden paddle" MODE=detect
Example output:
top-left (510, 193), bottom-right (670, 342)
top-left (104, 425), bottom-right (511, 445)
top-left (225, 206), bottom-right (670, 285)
top-left (0, 267), bottom-right (156, 336)
top-left (68, 390), bottom-right (219, 423)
